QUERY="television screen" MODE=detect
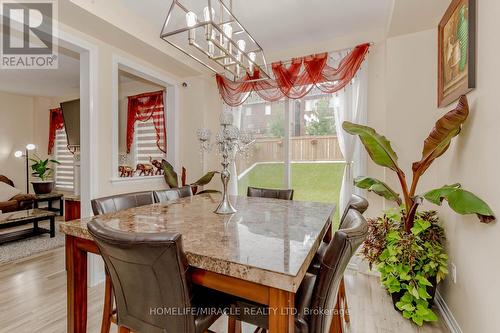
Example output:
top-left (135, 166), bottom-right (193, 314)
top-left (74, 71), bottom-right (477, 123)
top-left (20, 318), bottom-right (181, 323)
top-left (60, 99), bottom-right (80, 147)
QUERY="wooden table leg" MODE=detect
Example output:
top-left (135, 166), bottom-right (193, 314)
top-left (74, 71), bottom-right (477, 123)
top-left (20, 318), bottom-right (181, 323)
top-left (66, 235), bottom-right (88, 333)
top-left (268, 288), bottom-right (295, 333)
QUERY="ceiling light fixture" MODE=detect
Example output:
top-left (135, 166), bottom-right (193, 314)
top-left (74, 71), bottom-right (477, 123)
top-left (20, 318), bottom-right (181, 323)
top-left (161, 0), bottom-right (269, 82)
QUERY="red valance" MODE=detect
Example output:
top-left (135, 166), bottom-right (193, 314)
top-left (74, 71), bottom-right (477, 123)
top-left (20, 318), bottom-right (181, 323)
top-left (126, 90), bottom-right (166, 154)
top-left (216, 43), bottom-right (370, 107)
top-left (48, 107), bottom-right (64, 155)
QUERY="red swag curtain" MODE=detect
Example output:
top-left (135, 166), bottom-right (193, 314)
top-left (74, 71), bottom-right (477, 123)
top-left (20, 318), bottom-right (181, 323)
top-left (48, 107), bottom-right (64, 155)
top-left (216, 43), bottom-right (370, 107)
top-left (126, 90), bottom-right (166, 154)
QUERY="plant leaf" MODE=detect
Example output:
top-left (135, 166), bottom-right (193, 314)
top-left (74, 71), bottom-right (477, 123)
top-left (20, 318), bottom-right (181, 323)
top-left (412, 95), bottom-right (469, 179)
top-left (343, 122), bottom-right (400, 172)
top-left (161, 159), bottom-right (178, 188)
top-left (423, 185), bottom-right (495, 223)
top-left (191, 171), bottom-right (219, 186)
top-left (354, 176), bottom-right (402, 205)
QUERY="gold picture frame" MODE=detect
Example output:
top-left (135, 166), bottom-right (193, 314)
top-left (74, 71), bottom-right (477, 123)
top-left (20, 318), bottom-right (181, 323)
top-left (438, 0), bottom-right (476, 107)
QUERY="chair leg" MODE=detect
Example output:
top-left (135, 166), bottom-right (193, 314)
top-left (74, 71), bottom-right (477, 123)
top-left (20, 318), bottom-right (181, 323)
top-left (339, 278), bottom-right (350, 323)
top-left (101, 272), bottom-right (114, 333)
top-left (227, 317), bottom-right (242, 333)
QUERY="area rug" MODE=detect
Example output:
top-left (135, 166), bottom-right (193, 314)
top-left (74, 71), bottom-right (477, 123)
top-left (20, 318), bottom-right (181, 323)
top-left (0, 219), bottom-right (65, 264)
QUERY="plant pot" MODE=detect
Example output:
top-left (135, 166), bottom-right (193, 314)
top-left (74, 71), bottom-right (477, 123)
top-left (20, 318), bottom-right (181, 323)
top-left (31, 180), bottom-right (54, 194)
top-left (390, 275), bottom-right (438, 311)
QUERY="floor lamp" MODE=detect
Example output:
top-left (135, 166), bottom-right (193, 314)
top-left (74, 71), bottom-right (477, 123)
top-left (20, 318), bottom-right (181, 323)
top-left (14, 144), bottom-right (36, 194)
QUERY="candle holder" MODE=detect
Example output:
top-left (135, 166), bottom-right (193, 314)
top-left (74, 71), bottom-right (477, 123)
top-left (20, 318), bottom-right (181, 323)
top-left (197, 111), bottom-right (254, 214)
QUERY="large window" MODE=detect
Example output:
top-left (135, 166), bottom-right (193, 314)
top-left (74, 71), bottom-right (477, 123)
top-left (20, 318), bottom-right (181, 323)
top-left (54, 128), bottom-right (74, 191)
top-left (236, 90), bottom-right (344, 220)
top-left (116, 68), bottom-right (167, 178)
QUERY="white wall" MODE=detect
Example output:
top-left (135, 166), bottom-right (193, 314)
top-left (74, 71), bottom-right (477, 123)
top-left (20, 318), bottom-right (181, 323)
top-left (373, 3), bottom-right (500, 329)
top-left (0, 92), bottom-right (34, 190)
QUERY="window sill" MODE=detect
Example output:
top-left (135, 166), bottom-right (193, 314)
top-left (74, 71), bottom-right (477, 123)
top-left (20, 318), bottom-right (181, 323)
top-left (110, 175), bottom-right (165, 184)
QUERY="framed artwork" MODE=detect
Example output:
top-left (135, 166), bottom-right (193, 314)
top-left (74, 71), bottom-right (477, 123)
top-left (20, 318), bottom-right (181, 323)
top-left (438, 0), bottom-right (476, 107)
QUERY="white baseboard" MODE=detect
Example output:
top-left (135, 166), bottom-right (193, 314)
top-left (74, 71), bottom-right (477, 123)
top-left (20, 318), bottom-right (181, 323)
top-left (435, 290), bottom-right (463, 333)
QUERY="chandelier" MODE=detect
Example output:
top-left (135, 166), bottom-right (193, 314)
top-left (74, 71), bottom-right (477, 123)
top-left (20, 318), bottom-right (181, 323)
top-left (161, 0), bottom-right (269, 82)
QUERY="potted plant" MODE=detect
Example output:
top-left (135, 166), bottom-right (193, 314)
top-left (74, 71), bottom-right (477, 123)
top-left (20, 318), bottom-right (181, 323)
top-left (342, 95), bottom-right (495, 326)
top-left (30, 154), bottom-right (60, 194)
top-left (161, 159), bottom-right (220, 194)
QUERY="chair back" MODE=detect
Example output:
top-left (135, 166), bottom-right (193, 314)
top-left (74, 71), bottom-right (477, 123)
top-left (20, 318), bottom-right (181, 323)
top-left (88, 220), bottom-right (196, 333)
top-left (153, 186), bottom-right (193, 203)
top-left (247, 186), bottom-right (294, 200)
top-left (339, 194), bottom-right (369, 227)
top-left (91, 191), bottom-right (155, 216)
top-left (310, 209), bottom-right (368, 333)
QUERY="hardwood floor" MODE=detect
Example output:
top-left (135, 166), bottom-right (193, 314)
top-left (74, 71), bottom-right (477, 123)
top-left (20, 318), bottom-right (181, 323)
top-left (0, 247), bottom-right (449, 333)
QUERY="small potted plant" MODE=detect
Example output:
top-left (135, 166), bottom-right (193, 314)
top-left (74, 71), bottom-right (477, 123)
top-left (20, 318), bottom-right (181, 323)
top-left (343, 95), bottom-right (495, 326)
top-left (30, 154), bottom-right (60, 194)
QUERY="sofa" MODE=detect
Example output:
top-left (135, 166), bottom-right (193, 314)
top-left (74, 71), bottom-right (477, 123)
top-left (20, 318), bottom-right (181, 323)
top-left (0, 175), bottom-right (35, 213)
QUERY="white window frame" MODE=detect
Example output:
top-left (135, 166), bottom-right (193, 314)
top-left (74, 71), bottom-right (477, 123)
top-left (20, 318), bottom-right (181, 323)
top-left (111, 54), bottom-right (179, 183)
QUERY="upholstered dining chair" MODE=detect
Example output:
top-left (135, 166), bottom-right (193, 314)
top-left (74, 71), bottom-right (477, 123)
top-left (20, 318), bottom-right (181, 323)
top-left (247, 186), bottom-right (294, 200)
top-left (88, 220), bottom-right (226, 333)
top-left (311, 194), bottom-right (369, 325)
top-left (91, 191), bottom-right (155, 333)
top-left (153, 186), bottom-right (193, 203)
top-left (91, 191), bottom-right (155, 216)
top-left (227, 209), bottom-right (368, 333)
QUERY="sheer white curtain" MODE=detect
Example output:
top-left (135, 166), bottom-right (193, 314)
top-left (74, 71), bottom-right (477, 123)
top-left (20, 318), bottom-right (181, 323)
top-left (333, 64), bottom-right (368, 212)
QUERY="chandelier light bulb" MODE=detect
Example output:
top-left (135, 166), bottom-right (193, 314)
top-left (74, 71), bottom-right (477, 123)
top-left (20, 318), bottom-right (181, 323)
top-left (237, 39), bottom-right (246, 52)
top-left (26, 144), bottom-right (36, 150)
top-left (185, 11), bottom-right (197, 28)
top-left (248, 52), bottom-right (256, 73)
top-left (203, 6), bottom-right (215, 22)
top-left (14, 150), bottom-right (23, 158)
top-left (222, 23), bottom-right (233, 49)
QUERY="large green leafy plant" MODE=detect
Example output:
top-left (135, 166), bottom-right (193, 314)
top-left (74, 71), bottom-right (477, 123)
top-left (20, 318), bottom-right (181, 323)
top-left (343, 95), bottom-right (495, 325)
top-left (30, 154), bottom-right (60, 181)
top-left (161, 159), bottom-right (219, 194)
top-left (343, 95), bottom-right (494, 230)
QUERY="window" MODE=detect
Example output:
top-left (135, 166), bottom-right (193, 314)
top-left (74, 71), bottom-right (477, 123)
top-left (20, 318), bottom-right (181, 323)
top-left (54, 128), bottom-right (74, 190)
top-left (265, 105), bottom-right (271, 115)
top-left (133, 107), bottom-right (166, 166)
top-left (237, 92), bottom-right (343, 216)
top-left (245, 107), bottom-right (252, 116)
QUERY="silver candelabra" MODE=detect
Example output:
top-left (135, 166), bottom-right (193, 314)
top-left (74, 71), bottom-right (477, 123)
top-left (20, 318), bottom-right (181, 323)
top-left (197, 111), bottom-right (254, 214)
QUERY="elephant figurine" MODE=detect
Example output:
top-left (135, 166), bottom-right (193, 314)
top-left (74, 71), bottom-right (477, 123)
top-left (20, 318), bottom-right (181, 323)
top-left (150, 157), bottom-right (163, 175)
top-left (136, 163), bottom-right (154, 176)
top-left (118, 165), bottom-right (134, 177)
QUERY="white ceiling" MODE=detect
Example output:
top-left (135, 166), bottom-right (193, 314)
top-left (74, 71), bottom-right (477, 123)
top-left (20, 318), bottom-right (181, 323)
top-left (0, 46), bottom-right (80, 97)
top-left (121, 0), bottom-right (394, 54)
top-left (388, 0), bottom-right (451, 37)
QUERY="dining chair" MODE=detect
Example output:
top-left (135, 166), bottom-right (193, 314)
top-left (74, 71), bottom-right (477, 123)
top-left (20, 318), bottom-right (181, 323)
top-left (91, 191), bottom-right (155, 333)
top-left (227, 209), bottom-right (368, 333)
top-left (153, 185), bottom-right (193, 203)
top-left (88, 220), bottom-right (227, 333)
top-left (312, 194), bottom-right (369, 324)
top-left (91, 191), bottom-right (155, 216)
top-left (247, 186), bottom-right (294, 200)
top-left (339, 194), bottom-right (369, 228)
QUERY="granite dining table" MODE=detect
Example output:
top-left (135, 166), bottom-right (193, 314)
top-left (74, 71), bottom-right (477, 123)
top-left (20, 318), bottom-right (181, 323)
top-left (60, 193), bottom-right (336, 333)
